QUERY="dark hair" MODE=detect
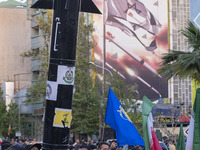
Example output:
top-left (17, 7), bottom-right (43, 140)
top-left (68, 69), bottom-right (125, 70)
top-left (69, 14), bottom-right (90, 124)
top-left (69, 145), bottom-right (75, 150)
top-left (1, 140), bottom-right (11, 150)
top-left (97, 142), bottom-right (110, 149)
top-left (25, 143), bottom-right (41, 150)
top-left (79, 145), bottom-right (92, 150)
top-left (89, 144), bottom-right (97, 150)
top-left (7, 144), bottom-right (26, 150)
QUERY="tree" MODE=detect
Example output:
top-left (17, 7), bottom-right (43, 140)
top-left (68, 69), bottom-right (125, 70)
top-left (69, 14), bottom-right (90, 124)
top-left (0, 88), bottom-right (25, 138)
top-left (158, 21), bottom-right (200, 82)
top-left (0, 88), bottom-right (8, 137)
top-left (71, 13), bottom-right (100, 136)
top-left (7, 102), bottom-right (20, 136)
top-left (107, 73), bottom-right (139, 110)
top-left (104, 72), bottom-right (142, 135)
top-left (21, 11), bottom-right (142, 138)
top-left (21, 10), bottom-right (52, 104)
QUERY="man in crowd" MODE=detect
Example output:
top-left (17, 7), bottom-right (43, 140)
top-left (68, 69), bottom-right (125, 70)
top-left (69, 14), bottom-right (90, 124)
top-left (97, 142), bottom-right (110, 150)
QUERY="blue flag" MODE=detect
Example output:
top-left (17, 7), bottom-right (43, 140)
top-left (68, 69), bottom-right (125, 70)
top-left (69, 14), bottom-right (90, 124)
top-left (105, 88), bottom-right (145, 147)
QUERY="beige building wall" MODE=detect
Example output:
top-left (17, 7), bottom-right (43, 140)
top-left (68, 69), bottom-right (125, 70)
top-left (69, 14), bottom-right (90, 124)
top-left (0, 8), bottom-right (31, 91)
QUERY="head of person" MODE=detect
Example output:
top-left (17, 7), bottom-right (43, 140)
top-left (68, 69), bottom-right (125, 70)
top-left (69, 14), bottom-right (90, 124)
top-left (19, 139), bottom-right (25, 144)
top-left (25, 139), bottom-right (30, 145)
top-left (172, 140), bottom-right (176, 145)
top-left (76, 139), bottom-right (80, 144)
top-left (110, 141), bottom-right (117, 150)
top-left (1, 140), bottom-right (11, 150)
top-left (69, 145), bottom-right (75, 150)
top-left (136, 145), bottom-right (144, 150)
top-left (90, 140), bottom-right (94, 144)
top-left (32, 139), bottom-right (37, 144)
top-left (79, 145), bottom-right (92, 150)
top-left (89, 144), bottom-right (97, 150)
top-left (25, 143), bottom-right (41, 150)
top-left (97, 142), bottom-right (110, 150)
top-left (10, 139), bottom-right (15, 145)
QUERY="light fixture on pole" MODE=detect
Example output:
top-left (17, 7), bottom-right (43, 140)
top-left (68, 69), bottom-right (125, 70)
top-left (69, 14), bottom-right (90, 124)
top-left (89, 61), bottom-right (113, 140)
top-left (89, 62), bottom-right (113, 77)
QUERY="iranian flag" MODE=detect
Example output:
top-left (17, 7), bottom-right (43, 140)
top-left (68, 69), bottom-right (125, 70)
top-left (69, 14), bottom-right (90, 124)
top-left (142, 96), bottom-right (162, 150)
top-left (186, 88), bottom-right (200, 150)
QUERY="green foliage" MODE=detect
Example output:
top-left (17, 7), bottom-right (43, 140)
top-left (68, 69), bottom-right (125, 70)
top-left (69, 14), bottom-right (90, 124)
top-left (0, 95), bottom-right (8, 136)
top-left (25, 80), bottom-right (47, 104)
top-left (20, 48), bottom-right (40, 59)
top-left (129, 111), bottom-right (143, 136)
top-left (105, 72), bottom-right (142, 135)
top-left (71, 13), bottom-right (100, 135)
top-left (0, 87), bottom-right (3, 101)
top-left (107, 72), bottom-right (139, 110)
top-left (19, 115), bottom-right (32, 137)
top-left (21, 10), bottom-right (52, 104)
top-left (36, 10), bottom-right (53, 39)
top-left (0, 88), bottom-right (24, 137)
top-left (158, 21), bottom-right (200, 82)
top-left (182, 21), bottom-right (200, 50)
top-left (7, 102), bottom-right (19, 135)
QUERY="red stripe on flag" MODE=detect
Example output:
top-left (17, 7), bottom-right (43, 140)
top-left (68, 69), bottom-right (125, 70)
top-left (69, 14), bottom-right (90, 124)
top-left (150, 127), bottom-right (162, 150)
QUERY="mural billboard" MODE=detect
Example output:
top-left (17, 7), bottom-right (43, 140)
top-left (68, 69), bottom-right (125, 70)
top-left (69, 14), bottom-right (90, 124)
top-left (93, 0), bottom-right (168, 100)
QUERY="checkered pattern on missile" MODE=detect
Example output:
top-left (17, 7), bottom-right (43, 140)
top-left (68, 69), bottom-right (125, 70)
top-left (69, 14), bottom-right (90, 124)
top-left (46, 65), bottom-right (75, 101)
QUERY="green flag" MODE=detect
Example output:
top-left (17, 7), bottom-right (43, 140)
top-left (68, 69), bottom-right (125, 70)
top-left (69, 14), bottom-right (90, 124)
top-left (142, 96), bottom-right (162, 150)
top-left (142, 96), bottom-right (154, 150)
top-left (186, 88), bottom-right (200, 150)
top-left (177, 124), bottom-right (185, 150)
top-left (193, 88), bottom-right (200, 149)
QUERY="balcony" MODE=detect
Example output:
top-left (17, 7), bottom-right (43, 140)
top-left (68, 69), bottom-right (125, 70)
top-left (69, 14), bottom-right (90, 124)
top-left (31, 59), bottom-right (42, 72)
top-left (31, 36), bottom-right (42, 49)
top-left (31, 20), bottom-right (38, 28)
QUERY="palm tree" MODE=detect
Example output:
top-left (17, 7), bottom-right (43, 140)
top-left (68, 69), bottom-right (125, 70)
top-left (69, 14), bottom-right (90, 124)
top-left (158, 21), bottom-right (200, 82)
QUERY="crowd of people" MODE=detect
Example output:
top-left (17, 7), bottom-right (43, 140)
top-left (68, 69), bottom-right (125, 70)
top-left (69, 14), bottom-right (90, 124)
top-left (69, 139), bottom-right (144, 150)
top-left (0, 138), bottom-right (145, 150)
top-left (164, 140), bottom-right (177, 150)
top-left (0, 138), bottom-right (41, 150)
top-left (0, 137), bottom-right (181, 150)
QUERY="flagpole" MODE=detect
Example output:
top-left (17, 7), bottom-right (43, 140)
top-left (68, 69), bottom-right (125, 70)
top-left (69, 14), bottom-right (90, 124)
top-left (101, 0), bottom-right (106, 141)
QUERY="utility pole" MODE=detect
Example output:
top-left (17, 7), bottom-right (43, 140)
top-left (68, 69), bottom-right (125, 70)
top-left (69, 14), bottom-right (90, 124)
top-left (31, 0), bottom-right (100, 149)
top-left (89, 62), bottom-right (113, 140)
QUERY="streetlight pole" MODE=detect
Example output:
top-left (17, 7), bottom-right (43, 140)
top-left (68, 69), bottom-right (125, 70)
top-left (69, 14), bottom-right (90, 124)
top-left (89, 62), bottom-right (113, 77)
top-left (89, 62), bottom-right (113, 140)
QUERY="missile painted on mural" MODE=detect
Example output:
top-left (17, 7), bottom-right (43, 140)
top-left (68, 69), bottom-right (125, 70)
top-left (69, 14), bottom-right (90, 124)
top-left (31, 0), bottom-right (100, 149)
top-left (125, 67), bottom-right (161, 97)
top-left (106, 32), bottom-right (162, 78)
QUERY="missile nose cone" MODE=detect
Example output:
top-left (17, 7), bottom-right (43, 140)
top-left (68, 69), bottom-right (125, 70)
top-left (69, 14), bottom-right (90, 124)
top-left (31, 0), bottom-right (101, 14)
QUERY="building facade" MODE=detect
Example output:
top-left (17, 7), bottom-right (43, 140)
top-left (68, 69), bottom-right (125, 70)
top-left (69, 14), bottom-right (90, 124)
top-left (26, 0), bottom-right (50, 140)
top-left (168, 0), bottom-right (192, 115)
top-left (0, 7), bottom-right (31, 89)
